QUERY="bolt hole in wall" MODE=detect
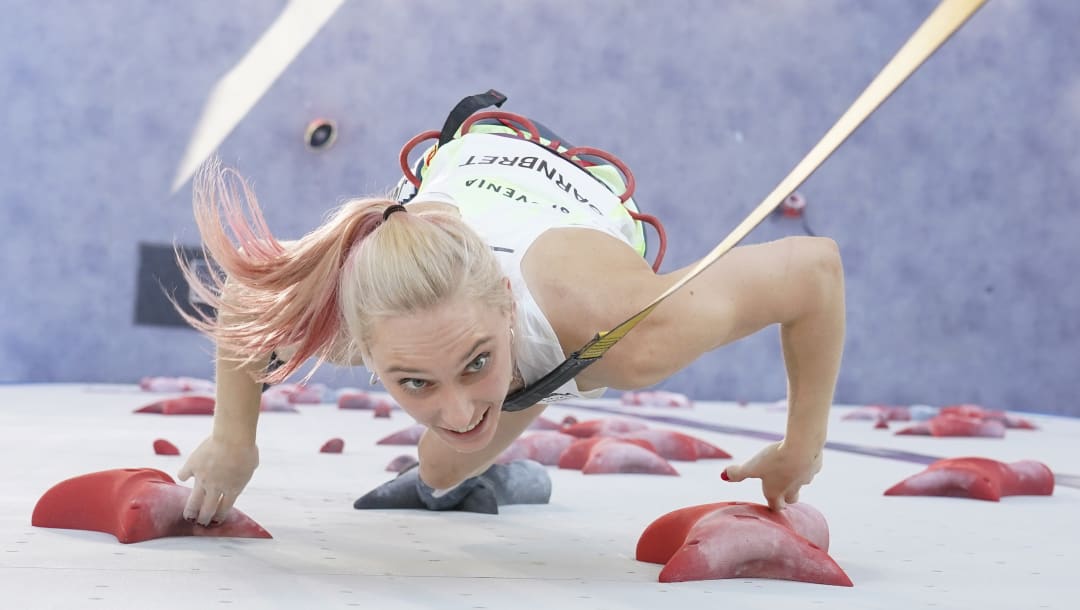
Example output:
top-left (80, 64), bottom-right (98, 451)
top-left (305, 118), bottom-right (337, 151)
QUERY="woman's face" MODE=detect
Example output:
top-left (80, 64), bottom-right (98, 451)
top-left (366, 295), bottom-right (513, 453)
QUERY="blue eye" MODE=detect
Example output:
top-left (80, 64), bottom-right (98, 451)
top-left (466, 353), bottom-right (490, 372)
top-left (399, 378), bottom-right (428, 391)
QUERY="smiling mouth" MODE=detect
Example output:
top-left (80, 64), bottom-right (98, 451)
top-left (442, 407), bottom-right (491, 437)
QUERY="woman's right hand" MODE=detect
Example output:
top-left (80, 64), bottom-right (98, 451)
top-left (177, 435), bottom-right (259, 526)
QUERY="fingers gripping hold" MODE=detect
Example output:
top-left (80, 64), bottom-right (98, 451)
top-left (183, 484), bottom-right (205, 522)
top-left (197, 488), bottom-right (224, 526)
top-left (213, 493), bottom-right (239, 525)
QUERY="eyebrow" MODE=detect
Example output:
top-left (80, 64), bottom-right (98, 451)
top-left (384, 337), bottom-right (492, 375)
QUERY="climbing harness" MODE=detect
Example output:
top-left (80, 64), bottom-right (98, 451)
top-left (398, 90), bottom-right (668, 272)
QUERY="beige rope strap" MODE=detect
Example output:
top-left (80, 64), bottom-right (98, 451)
top-left (504, 0), bottom-right (988, 410)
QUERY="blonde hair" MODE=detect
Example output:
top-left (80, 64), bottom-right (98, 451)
top-left (177, 159), bottom-right (510, 384)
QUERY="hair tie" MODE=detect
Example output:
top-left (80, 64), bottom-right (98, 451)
top-left (382, 204), bottom-right (408, 221)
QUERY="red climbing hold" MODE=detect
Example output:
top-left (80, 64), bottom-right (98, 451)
top-left (31, 468), bottom-right (272, 544)
top-left (562, 417), bottom-right (649, 438)
top-left (320, 438), bottom-right (345, 453)
top-left (894, 414), bottom-right (1006, 438)
top-left (337, 390), bottom-right (376, 410)
top-left (134, 395), bottom-right (215, 415)
top-left (884, 457), bottom-right (1054, 501)
top-left (616, 429), bottom-right (731, 461)
top-left (153, 439), bottom-right (180, 456)
top-left (636, 501), bottom-right (852, 586)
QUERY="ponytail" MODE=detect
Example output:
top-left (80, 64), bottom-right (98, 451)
top-left (177, 158), bottom-right (512, 385)
top-left (176, 158), bottom-right (390, 383)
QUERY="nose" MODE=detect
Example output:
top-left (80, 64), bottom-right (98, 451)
top-left (438, 387), bottom-right (475, 430)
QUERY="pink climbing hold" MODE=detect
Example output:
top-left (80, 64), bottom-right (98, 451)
top-left (520, 431), bottom-right (578, 466)
top-left (320, 438), bottom-right (345, 454)
top-left (385, 454), bottom-right (419, 473)
top-left (32, 468), bottom-right (272, 544)
top-left (373, 401), bottom-right (394, 418)
top-left (278, 383), bottom-right (326, 404)
top-left (842, 405), bottom-right (911, 421)
top-left (582, 439), bottom-right (679, 475)
top-left (940, 404), bottom-right (1038, 430)
top-left (562, 417), bottom-right (650, 438)
top-left (139, 376), bottom-right (215, 393)
top-left (620, 390), bottom-right (693, 408)
top-left (616, 429), bottom-right (731, 461)
top-left (497, 431), bottom-right (577, 466)
top-left (636, 501), bottom-right (852, 586)
top-left (134, 395), bottom-right (215, 415)
top-left (153, 439), bottom-right (180, 456)
top-left (375, 424), bottom-right (426, 446)
top-left (337, 390), bottom-right (376, 410)
top-left (558, 436), bottom-right (657, 470)
top-left (894, 414), bottom-right (1006, 438)
top-left (259, 390), bottom-right (300, 413)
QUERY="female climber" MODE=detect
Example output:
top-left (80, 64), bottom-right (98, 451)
top-left (174, 91), bottom-right (845, 526)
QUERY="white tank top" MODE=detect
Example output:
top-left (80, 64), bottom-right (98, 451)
top-left (394, 131), bottom-right (647, 402)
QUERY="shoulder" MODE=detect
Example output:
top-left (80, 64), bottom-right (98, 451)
top-left (519, 227), bottom-right (662, 353)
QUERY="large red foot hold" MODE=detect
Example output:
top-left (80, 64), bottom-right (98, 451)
top-left (32, 469), bottom-right (272, 543)
top-left (884, 457), bottom-right (1054, 501)
top-left (637, 501), bottom-right (852, 586)
top-left (134, 395), bottom-right (215, 415)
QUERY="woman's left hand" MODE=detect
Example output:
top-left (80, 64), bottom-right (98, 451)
top-left (721, 440), bottom-right (823, 511)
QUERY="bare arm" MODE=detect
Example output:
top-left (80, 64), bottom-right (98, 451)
top-left (211, 345), bottom-right (266, 443)
top-left (523, 229), bottom-right (845, 509)
top-left (178, 289), bottom-right (269, 525)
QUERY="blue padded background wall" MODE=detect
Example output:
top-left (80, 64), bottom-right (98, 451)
top-left (1, 1), bottom-right (1077, 415)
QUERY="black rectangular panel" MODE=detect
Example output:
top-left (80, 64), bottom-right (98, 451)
top-left (134, 242), bottom-right (216, 328)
